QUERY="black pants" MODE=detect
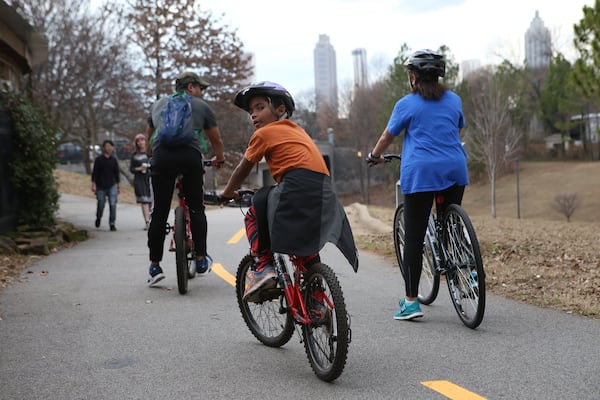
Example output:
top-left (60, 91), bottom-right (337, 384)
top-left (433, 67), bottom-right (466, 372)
top-left (402, 185), bottom-right (465, 298)
top-left (148, 146), bottom-right (206, 262)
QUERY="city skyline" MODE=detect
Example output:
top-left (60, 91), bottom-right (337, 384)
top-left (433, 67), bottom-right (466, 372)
top-left (200, 0), bottom-right (593, 96)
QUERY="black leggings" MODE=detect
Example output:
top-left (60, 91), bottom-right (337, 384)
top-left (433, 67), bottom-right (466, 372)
top-left (402, 185), bottom-right (465, 298)
top-left (147, 146), bottom-right (206, 262)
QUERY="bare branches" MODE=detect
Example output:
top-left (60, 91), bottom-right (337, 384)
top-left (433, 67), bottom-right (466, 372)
top-left (464, 69), bottom-right (523, 217)
top-left (126, 0), bottom-right (252, 102)
top-left (552, 193), bottom-right (582, 222)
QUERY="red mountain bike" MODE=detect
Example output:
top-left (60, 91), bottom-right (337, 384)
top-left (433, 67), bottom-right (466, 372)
top-left (228, 189), bottom-right (351, 382)
top-left (167, 160), bottom-right (214, 294)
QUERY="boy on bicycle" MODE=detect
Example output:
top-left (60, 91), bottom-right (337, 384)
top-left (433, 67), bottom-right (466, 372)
top-left (220, 81), bottom-right (358, 301)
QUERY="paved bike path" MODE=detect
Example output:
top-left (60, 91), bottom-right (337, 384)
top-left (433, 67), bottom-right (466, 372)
top-left (1, 194), bottom-right (599, 400)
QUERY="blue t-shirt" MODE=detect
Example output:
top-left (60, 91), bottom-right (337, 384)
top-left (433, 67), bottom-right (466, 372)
top-left (386, 90), bottom-right (469, 194)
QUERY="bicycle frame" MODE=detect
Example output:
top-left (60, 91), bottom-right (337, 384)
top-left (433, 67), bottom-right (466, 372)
top-left (233, 188), bottom-right (351, 381)
top-left (168, 159), bottom-right (212, 252)
top-left (272, 255), bottom-right (332, 328)
top-left (168, 176), bottom-right (192, 252)
top-left (379, 153), bottom-right (485, 328)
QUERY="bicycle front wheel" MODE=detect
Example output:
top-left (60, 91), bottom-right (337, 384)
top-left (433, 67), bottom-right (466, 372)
top-left (442, 204), bottom-right (486, 329)
top-left (235, 255), bottom-right (294, 348)
top-left (393, 204), bottom-right (440, 305)
top-left (174, 206), bottom-right (188, 295)
top-left (302, 263), bottom-right (349, 382)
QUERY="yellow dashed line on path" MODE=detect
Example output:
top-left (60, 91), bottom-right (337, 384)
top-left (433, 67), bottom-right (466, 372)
top-left (212, 263), bottom-right (236, 287)
top-left (422, 380), bottom-right (486, 400)
top-left (227, 228), bottom-right (245, 244)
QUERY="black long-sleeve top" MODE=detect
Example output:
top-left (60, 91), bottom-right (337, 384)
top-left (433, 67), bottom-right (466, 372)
top-left (91, 154), bottom-right (120, 189)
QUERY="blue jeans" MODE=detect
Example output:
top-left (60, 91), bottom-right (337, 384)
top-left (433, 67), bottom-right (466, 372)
top-left (96, 184), bottom-right (118, 226)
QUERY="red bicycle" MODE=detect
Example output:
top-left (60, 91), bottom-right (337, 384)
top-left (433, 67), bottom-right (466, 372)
top-left (167, 160), bottom-right (213, 294)
top-left (229, 189), bottom-right (351, 382)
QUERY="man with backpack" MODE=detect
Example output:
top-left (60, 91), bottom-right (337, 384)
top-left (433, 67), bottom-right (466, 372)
top-left (146, 71), bottom-right (225, 286)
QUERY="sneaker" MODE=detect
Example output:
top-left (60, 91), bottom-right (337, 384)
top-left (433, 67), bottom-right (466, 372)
top-left (469, 270), bottom-right (478, 288)
top-left (243, 265), bottom-right (277, 302)
top-left (110, 225), bottom-right (117, 231)
top-left (147, 265), bottom-right (165, 286)
top-left (196, 255), bottom-right (213, 275)
top-left (95, 218), bottom-right (100, 228)
top-left (393, 299), bottom-right (424, 320)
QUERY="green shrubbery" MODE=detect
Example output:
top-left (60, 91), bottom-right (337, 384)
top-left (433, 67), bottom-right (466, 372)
top-left (0, 88), bottom-right (59, 228)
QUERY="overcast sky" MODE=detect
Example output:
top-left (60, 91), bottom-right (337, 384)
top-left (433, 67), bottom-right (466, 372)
top-left (197, 0), bottom-right (594, 96)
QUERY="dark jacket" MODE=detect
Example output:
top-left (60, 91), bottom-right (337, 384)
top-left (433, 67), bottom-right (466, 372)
top-left (254, 168), bottom-right (358, 272)
top-left (91, 154), bottom-right (120, 189)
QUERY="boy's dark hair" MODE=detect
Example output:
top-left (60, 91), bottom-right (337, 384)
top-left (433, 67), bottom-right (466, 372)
top-left (102, 139), bottom-right (114, 147)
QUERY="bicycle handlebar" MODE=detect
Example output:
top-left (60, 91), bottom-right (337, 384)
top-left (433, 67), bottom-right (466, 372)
top-left (214, 189), bottom-right (255, 207)
top-left (365, 153), bottom-right (401, 166)
top-left (203, 159), bottom-right (225, 167)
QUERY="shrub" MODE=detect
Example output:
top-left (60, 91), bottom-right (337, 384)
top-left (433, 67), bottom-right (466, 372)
top-left (0, 88), bottom-right (59, 227)
top-left (551, 193), bottom-right (582, 222)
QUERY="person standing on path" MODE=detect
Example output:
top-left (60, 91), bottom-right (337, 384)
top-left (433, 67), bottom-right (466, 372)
top-left (130, 133), bottom-right (152, 230)
top-left (91, 139), bottom-right (120, 231)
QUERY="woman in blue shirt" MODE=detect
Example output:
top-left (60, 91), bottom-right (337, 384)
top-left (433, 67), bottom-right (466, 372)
top-left (368, 49), bottom-right (469, 320)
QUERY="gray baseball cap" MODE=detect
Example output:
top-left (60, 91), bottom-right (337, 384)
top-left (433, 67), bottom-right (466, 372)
top-left (176, 71), bottom-right (210, 89)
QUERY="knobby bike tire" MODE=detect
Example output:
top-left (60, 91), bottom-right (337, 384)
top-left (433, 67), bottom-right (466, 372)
top-left (174, 206), bottom-right (188, 295)
top-left (302, 262), bottom-right (349, 382)
top-left (442, 204), bottom-right (486, 329)
top-left (393, 204), bottom-right (440, 305)
top-left (235, 255), bottom-right (294, 347)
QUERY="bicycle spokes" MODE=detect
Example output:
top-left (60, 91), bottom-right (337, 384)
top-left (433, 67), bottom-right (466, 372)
top-left (443, 205), bottom-right (485, 329)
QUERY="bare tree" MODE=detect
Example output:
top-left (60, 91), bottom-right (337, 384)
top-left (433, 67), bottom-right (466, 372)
top-left (124, 0), bottom-right (252, 103)
top-left (552, 193), bottom-right (582, 222)
top-left (123, 0), bottom-right (254, 151)
top-left (464, 68), bottom-right (522, 218)
top-left (12, 0), bottom-right (146, 173)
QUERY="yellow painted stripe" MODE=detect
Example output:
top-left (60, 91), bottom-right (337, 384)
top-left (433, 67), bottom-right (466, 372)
top-left (227, 228), bottom-right (246, 244)
top-left (212, 263), bottom-right (236, 287)
top-left (421, 381), bottom-right (486, 400)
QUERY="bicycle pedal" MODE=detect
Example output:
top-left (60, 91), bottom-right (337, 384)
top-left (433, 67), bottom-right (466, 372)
top-left (258, 287), bottom-right (281, 302)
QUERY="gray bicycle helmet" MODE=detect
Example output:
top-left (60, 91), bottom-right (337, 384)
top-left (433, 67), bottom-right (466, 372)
top-left (234, 81), bottom-right (295, 118)
top-left (407, 49), bottom-right (446, 79)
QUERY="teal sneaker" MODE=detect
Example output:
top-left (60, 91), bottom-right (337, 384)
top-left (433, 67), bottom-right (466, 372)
top-left (393, 299), bottom-right (424, 320)
top-left (469, 270), bottom-right (478, 288)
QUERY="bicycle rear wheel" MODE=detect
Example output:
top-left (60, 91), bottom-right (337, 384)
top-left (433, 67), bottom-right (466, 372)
top-left (174, 206), bottom-right (188, 295)
top-left (393, 204), bottom-right (440, 305)
top-left (442, 204), bottom-right (485, 329)
top-left (302, 263), bottom-right (349, 382)
top-left (235, 255), bottom-right (294, 347)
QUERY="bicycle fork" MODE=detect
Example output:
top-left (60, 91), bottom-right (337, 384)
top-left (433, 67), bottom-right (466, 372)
top-left (272, 256), bottom-right (313, 326)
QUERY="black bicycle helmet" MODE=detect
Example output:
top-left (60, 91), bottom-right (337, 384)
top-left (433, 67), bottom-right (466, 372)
top-left (407, 49), bottom-right (446, 79)
top-left (234, 81), bottom-right (295, 118)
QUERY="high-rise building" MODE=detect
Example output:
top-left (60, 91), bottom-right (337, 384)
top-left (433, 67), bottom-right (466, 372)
top-left (525, 11), bottom-right (552, 69)
top-left (351, 48), bottom-right (368, 89)
top-left (313, 34), bottom-right (338, 116)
